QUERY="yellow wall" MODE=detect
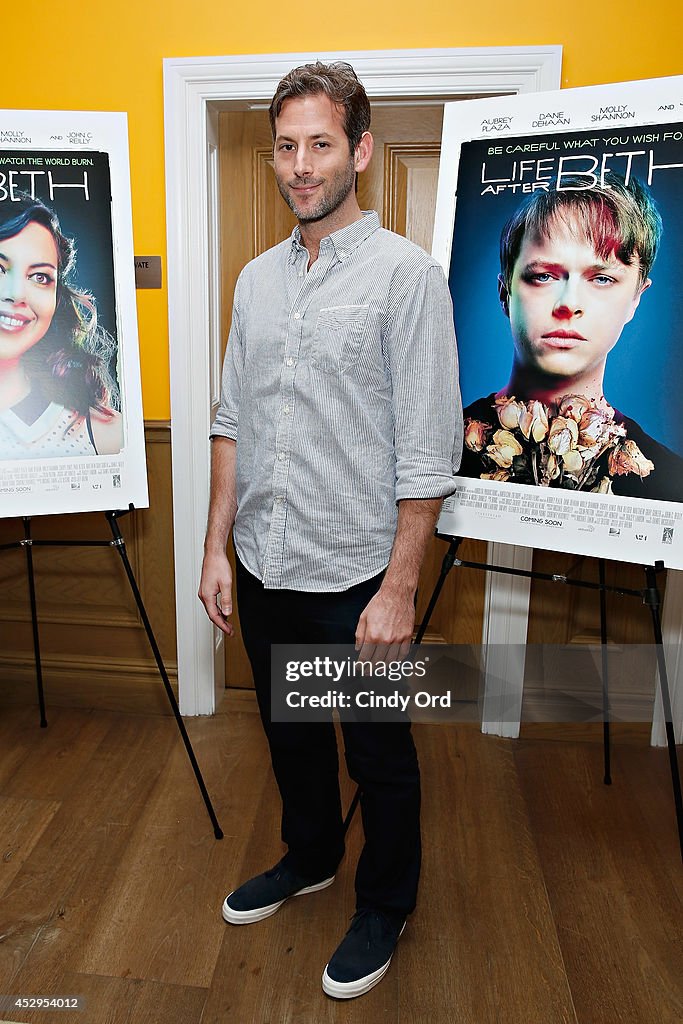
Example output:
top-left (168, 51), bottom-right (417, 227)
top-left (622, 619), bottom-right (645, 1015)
top-left (8, 1), bottom-right (682, 418)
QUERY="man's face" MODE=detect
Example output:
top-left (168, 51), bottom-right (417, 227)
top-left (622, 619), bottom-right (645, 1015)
top-left (273, 93), bottom-right (359, 224)
top-left (500, 215), bottom-right (650, 385)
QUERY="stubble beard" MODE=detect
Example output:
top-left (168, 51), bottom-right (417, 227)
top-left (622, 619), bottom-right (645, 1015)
top-left (277, 156), bottom-right (356, 224)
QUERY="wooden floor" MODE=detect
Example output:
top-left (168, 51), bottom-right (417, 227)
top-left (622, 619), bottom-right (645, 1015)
top-left (0, 683), bottom-right (681, 1024)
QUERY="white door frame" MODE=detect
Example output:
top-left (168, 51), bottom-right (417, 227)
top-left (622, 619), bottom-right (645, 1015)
top-left (162, 45), bottom-right (562, 716)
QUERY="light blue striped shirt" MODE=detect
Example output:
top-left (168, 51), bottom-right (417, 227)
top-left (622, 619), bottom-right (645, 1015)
top-left (211, 211), bottom-right (462, 591)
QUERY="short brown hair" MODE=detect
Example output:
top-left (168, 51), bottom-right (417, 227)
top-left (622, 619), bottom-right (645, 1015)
top-left (269, 61), bottom-right (371, 153)
top-left (500, 173), bottom-right (662, 290)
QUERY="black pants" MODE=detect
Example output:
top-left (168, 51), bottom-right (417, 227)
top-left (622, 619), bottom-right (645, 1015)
top-left (235, 557), bottom-right (421, 916)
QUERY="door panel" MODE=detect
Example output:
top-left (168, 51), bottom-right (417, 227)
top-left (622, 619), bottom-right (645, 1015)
top-left (218, 111), bottom-right (296, 347)
top-left (360, 108), bottom-right (487, 644)
top-left (526, 550), bottom-right (664, 645)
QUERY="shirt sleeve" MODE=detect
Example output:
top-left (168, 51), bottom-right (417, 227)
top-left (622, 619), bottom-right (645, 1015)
top-left (386, 263), bottom-right (463, 501)
top-left (210, 285), bottom-right (244, 441)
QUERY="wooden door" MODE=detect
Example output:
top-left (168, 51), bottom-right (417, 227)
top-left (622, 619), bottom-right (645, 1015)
top-left (217, 105), bottom-right (487, 687)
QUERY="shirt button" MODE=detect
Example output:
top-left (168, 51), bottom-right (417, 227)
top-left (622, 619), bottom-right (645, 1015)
top-left (283, 404), bottom-right (291, 415)
top-left (293, 311), bottom-right (301, 320)
top-left (285, 357), bottom-right (294, 367)
top-left (277, 452), bottom-right (286, 461)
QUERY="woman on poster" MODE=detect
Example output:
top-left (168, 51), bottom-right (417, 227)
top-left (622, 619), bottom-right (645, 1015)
top-left (459, 174), bottom-right (683, 502)
top-left (0, 193), bottom-right (122, 460)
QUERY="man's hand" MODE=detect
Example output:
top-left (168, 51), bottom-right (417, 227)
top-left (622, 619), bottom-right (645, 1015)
top-left (198, 550), bottom-right (235, 636)
top-left (355, 584), bottom-right (415, 663)
top-left (355, 497), bottom-right (443, 663)
top-left (199, 437), bottom-right (237, 636)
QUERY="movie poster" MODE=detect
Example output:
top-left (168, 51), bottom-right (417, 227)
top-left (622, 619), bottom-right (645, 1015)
top-left (433, 76), bottom-right (683, 570)
top-left (0, 110), bottom-right (147, 517)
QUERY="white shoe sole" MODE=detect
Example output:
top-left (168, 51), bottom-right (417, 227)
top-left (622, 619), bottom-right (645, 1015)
top-left (321, 922), bottom-right (406, 999)
top-left (222, 875), bottom-right (335, 925)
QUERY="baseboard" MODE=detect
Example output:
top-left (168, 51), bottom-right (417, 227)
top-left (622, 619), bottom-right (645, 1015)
top-left (0, 651), bottom-right (178, 716)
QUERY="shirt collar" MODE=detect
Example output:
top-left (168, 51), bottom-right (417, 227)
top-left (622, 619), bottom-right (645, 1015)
top-left (290, 211), bottom-right (380, 262)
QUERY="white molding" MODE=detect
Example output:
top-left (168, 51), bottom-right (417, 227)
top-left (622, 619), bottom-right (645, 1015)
top-left (164, 46), bottom-right (563, 99)
top-left (163, 46), bottom-right (563, 715)
top-left (480, 543), bottom-right (533, 738)
top-left (652, 570), bottom-right (683, 745)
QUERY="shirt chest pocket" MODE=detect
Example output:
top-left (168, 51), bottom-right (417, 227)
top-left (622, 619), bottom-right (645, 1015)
top-left (309, 304), bottom-right (370, 374)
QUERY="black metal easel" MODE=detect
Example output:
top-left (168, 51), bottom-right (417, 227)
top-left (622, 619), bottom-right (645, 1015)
top-left (344, 535), bottom-right (683, 863)
top-left (1, 510), bottom-right (223, 840)
top-left (428, 537), bottom-right (683, 858)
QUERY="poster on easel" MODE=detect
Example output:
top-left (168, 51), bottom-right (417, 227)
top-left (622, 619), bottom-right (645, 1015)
top-left (438, 75), bottom-right (683, 573)
top-left (0, 110), bottom-right (148, 517)
top-left (433, 75), bottom-right (683, 570)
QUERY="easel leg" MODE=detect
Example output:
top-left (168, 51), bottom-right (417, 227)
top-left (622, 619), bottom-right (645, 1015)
top-left (22, 518), bottom-right (47, 728)
top-left (598, 559), bottom-right (611, 785)
top-left (105, 512), bottom-right (223, 840)
top-left (343, 788), bottom-right (361, 835)
top-left (644, 564), bottom-right (683, 863)
top-left (415, 536), bottom-right (463, 644)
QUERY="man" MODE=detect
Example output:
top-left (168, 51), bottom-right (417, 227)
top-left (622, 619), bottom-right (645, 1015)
top-left (199, 61), bottom-right (461, 999)
top-left (459, 175), bottom-right (683, 499)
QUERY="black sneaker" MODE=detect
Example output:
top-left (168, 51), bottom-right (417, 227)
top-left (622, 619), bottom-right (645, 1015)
top-left (322, 909), bottom-right (406, 999)
top-left (222, 860), bottom-right (335, 925)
